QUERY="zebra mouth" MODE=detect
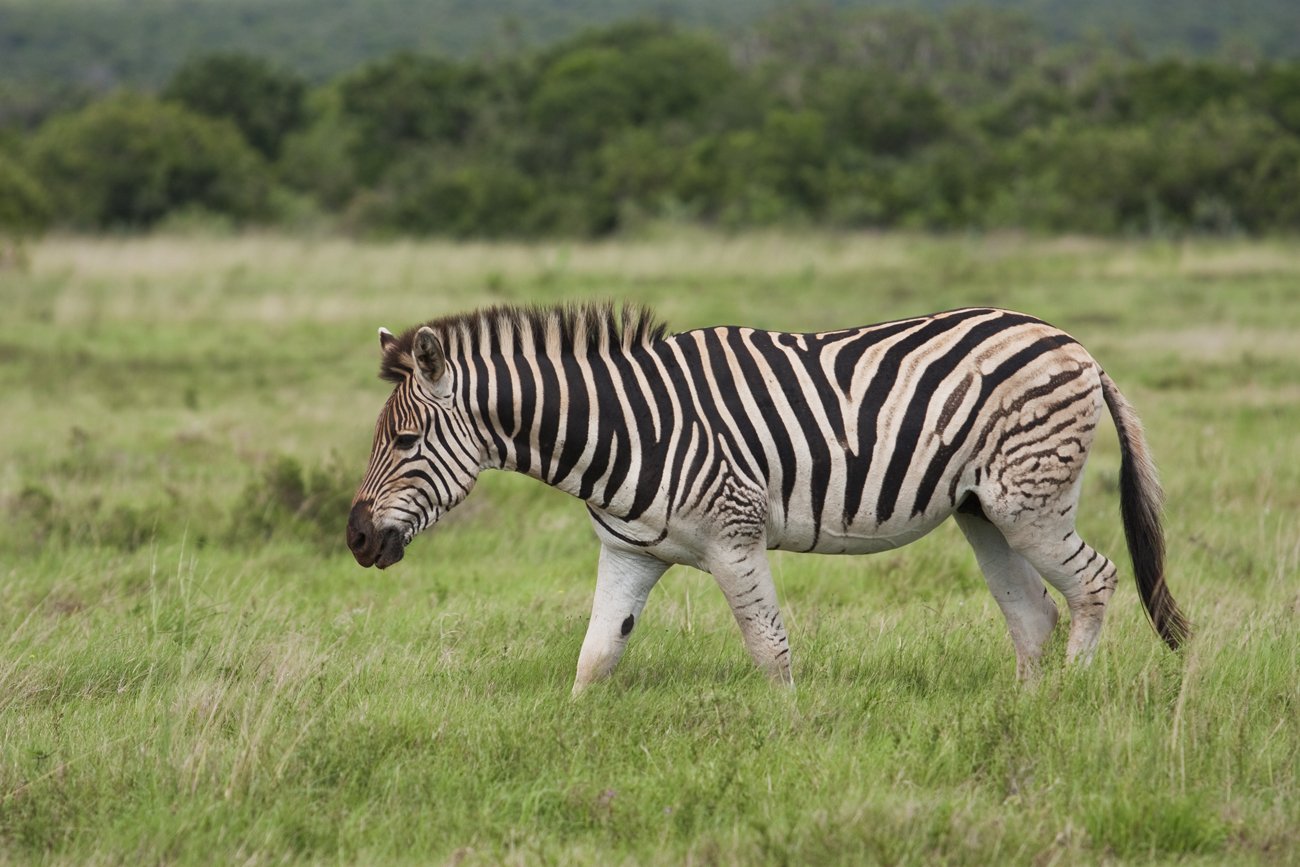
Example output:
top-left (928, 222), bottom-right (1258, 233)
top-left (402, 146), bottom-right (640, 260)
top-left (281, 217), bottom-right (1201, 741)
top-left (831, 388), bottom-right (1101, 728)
top-left (347, 500), bottom-right (412, 569)
top-left (373, 527), bottom-right (406, 570)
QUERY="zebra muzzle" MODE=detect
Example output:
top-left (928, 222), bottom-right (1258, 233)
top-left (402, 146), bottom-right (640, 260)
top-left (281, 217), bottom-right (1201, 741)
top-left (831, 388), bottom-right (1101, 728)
top-left (347, 500), bottom-right (406, 569)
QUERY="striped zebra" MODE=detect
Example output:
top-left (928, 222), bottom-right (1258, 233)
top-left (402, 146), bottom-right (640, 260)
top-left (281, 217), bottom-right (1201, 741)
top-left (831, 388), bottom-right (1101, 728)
top-left (346, 304), bottom-right (1188, 691)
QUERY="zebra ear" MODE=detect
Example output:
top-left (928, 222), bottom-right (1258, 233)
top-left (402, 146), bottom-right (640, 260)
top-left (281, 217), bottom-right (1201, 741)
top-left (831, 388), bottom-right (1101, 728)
top-left (378, 327), bottom-right (396, 353)
top-left (412, 326), bottom-right (447, 386)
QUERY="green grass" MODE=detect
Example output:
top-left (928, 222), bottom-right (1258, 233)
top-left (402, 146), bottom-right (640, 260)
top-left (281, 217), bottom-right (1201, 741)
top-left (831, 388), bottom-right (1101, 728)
top-left (1, 232), bottom-right (1298, 864)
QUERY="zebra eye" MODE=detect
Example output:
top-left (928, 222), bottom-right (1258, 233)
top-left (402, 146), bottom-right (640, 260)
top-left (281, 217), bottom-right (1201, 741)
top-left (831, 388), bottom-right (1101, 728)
top-left (393, 432), bottom-right (420, 450)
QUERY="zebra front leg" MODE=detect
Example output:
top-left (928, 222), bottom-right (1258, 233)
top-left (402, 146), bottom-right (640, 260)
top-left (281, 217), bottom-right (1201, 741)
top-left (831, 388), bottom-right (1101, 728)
top-left (710, 548), bottom-right (794, 686)
top-left (572, 544), bottom-right (670, 695)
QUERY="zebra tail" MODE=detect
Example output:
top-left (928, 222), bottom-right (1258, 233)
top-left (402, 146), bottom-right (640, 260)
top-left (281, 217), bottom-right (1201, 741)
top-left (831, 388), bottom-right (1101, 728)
top-left (1099, 371), bottom-right (1190, 650)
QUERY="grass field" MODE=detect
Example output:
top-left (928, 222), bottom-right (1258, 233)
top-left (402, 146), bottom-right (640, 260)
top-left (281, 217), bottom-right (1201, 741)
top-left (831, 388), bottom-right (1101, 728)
top-left (1, 232), bottom-right (1297, 864)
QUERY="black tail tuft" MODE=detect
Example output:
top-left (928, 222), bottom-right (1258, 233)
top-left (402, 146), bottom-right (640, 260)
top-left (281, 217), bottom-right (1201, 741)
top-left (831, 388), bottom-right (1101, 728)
top-left (1101, 372), bottom-right (1190, 651)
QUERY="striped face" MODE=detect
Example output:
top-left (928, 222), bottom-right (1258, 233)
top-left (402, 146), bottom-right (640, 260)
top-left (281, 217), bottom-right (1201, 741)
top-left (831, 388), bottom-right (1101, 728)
top-left (347, 327), bottom-right (483, 569)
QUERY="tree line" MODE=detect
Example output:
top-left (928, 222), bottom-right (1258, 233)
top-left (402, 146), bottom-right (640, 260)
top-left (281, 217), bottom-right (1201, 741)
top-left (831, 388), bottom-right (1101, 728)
top-left (3, 8), bottom-right (1299, 239)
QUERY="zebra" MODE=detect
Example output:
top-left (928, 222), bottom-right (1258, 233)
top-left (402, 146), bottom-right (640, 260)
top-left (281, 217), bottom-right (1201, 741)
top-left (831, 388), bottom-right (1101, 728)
top-left (346, 303), bottom-right (1189, 691)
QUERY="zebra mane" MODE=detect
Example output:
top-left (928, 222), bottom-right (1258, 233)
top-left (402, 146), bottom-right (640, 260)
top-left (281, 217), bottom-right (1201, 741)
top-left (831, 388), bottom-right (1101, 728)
top-left (379, 302), bottom-right (669, 384)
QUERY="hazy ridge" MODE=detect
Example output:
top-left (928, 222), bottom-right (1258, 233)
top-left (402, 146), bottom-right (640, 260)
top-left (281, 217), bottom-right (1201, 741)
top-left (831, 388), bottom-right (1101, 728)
top-left (1, 0), bottom-right (1297, 89)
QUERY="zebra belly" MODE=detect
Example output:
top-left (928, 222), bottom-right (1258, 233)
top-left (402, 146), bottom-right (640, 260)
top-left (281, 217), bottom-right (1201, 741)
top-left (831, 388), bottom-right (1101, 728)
top-left (767, 509), bottom-right (952, 555)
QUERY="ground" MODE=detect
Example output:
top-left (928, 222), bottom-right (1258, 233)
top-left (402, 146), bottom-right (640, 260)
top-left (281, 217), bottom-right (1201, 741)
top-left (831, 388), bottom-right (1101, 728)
top-left (1, 232), bottom-right (1297, 864)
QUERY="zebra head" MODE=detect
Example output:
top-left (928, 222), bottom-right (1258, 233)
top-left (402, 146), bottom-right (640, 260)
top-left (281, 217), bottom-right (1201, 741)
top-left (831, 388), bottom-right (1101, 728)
top-left (347, 325), bottom-right (483, 569)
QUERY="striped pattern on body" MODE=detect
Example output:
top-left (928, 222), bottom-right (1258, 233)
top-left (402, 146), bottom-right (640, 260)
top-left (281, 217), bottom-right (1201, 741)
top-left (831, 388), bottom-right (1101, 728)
top-left (347, 304), bottom-right (1188, 690)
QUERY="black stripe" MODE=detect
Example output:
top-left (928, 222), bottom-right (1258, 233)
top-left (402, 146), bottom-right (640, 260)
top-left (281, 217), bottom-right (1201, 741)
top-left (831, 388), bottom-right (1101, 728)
top-left (1065, 537), bottom-right (1087, 563)
top-left (621, 345), bottom-right (676, 522)
top-left (777, 332), bottom-right (848, 457)
top-left (676, 422), bottom-right (711, 512)
top-left (673, 335), bottom-right (753, 476)
top-left (844, 308), bottom-right (994, 526)
top-left (470, 351), bottom-right (507, 463)
top-left (1074, 548), bottom-right (1100, 575)
top-left (832, 318), bottom-right (927, 396)
top-left (578, 353), bottom-right (623, 501)
top-left (587, 505), bottom-right (668, 547)
top-left (878, 312), bottom-right (1040, 524)
top-left (512, 354), bottom-right (538, 477)
top-left (453, 363), bottom-right (491, 455)
top-left (649, 344), bottom-right (700, 515)
top-left (398, 475), bottom-right (438, 511)
top-left (911, 332), bottom-right (1077, 518)
top-left (400, 468), bottom-right (438, 488)
top-left (705, 329), bottom-right (769, 478)
top-left (552, 352), bottom-right (591, 485)
top-left (994, 374), bottom-right (1091, 457)
top-left (748, 330), bottom-right (832, 549)
top-left (726, 329), bottom-right (797, 518)
top-left (430, 411), bottom-right (474, 472)
top-left (598, 359), bottom-right (637, 508)
top-left (532, 348), bottom-right (563, 482)
top-left (490, 352), bottom-right (515, 454)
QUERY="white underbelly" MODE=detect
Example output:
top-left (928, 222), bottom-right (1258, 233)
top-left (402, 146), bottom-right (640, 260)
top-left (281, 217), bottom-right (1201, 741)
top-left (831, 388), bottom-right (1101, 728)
top-left (768, 513), bottom-right (948, 555)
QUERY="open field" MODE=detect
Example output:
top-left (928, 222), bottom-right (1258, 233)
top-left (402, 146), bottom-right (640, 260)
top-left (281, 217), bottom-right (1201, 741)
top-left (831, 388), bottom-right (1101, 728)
top-left (1, 232), bottom-right (1298, 864)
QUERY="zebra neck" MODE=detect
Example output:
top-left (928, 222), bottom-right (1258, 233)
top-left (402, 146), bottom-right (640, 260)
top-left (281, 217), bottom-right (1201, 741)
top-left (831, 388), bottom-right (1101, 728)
top-left (460, 346), bottom-right (649, 507)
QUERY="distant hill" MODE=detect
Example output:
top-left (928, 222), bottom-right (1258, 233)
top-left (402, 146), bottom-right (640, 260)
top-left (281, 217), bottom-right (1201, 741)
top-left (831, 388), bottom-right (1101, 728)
top-left (1, 0), bottom-right (1297, 90)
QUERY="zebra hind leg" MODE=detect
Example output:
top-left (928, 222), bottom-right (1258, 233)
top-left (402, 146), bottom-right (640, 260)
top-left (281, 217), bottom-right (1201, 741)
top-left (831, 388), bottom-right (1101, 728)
top-left (983, 366), bottom-right (1120, 665)
top-left (996, 517), bottom-right (1119, 666)
top-left (954, 510), bottom-right (1059, 681)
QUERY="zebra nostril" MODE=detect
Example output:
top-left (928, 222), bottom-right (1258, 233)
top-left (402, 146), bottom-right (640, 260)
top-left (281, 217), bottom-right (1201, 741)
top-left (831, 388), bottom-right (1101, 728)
top-left (347, 501), bottom-right (376, 559)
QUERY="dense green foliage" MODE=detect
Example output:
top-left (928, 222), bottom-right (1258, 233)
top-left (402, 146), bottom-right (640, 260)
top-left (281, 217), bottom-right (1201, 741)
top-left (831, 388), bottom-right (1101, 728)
top-left (25, 94), bottom-right (270, 229)
top-left (1, 234), bottom-right (1297, 863)
top-left (5, 10), bottom-right (1300, 236)
top-left (164, 54), bottom-right (308, 159)
top-left (0, 151), bottom-right (47, 235)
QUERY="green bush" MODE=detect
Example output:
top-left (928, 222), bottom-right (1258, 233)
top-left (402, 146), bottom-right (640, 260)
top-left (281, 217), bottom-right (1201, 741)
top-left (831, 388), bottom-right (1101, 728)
top-left (678, 111), bottom-right (829, 224)
top-left (354, 152), bottom-right (539, 237)
top-left (338, 54), bottom-right (482, 183)
top-left (164, 53), bottom-right (308, 159)
top-left (0, 153), bottom-right (50, 236)
top-left (816, 69), bottom-right (951, 157)
top-left (989, 108), bottom-right (1300, 233)
top-left (28, 94), bottom-right (271, 229)
top-left (597, 128), bottom-right (693, 226)
top-left (1093, 60), bottom-right (1252, 123)
top-left (1256, 64), bottom-right (1300, 134)
top-left (531, 25), bottom-right (739, 158)
top-left (993, 122), bottom-right (1164, 233)
top-left (227, 455), bottom-right (356, 550)
top-left (276, 89), bottom-right (360, 209)
top-left (531, 48), bottom-right (640, 153)
top-left (1240, 136), bottom-right (1300, 229)
top-left (883, 139), bottom-right (1003, 230)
